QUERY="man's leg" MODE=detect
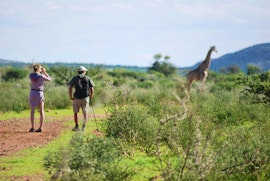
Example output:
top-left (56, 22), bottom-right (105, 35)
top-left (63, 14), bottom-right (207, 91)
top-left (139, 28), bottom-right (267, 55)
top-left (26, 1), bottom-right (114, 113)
top-left (72, 99), bottom-right (80, 131)
top-left (72, 113), bottom-right (80, 131)
top-left (81, 98), bottom-right (89, 131)
top-left (74, 112), bottom-right (79, 127)
top-left (82, 112), bottom-right (88, 128)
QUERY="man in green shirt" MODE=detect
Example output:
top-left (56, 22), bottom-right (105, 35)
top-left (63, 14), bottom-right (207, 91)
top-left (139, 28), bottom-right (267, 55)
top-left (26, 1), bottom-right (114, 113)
top-left (69, 66), bottom-right (95, 132)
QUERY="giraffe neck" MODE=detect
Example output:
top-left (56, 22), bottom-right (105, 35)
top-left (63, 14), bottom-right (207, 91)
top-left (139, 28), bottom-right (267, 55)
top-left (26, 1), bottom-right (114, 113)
top-left (198, 49), bottom-right (213, 71)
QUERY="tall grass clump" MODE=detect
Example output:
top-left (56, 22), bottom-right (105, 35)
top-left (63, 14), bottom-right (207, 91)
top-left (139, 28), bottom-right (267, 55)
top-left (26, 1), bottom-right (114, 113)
top-left (189, 90), bottom-right (257, 125)
top-left (44, 134), bottom-right (134, 181)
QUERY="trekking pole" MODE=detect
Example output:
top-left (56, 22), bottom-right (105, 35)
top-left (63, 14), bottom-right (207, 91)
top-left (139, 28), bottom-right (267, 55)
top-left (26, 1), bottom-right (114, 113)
top-left (90, 99), bottom-right (99, 131)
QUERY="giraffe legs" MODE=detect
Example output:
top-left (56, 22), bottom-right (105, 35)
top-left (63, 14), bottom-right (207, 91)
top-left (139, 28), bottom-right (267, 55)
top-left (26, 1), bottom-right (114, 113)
top-left (201, 72), bottom-right (208, 91)
top-left (200, 75), bottom-right (208, 91)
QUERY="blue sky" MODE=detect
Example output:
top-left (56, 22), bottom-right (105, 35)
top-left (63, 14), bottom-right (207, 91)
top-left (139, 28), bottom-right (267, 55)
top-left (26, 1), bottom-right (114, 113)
top-left (0, 0), bottom-right (269, 67)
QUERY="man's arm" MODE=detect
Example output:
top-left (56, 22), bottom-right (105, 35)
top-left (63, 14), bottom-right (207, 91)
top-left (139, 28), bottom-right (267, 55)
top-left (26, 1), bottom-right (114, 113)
top-left (69, 86), bottom-right (74, 100)
top-left (90, 87), bottom-right (94, 100)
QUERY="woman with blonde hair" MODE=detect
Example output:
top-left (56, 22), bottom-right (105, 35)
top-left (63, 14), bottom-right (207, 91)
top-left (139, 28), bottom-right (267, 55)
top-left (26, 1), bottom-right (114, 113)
top-left (29, 64), bottom-right (51, 132)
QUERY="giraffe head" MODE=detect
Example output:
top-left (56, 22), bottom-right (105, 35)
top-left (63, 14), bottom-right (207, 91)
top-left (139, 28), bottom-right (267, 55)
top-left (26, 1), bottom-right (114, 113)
top-left (211, 46), bottom-right (218, 53)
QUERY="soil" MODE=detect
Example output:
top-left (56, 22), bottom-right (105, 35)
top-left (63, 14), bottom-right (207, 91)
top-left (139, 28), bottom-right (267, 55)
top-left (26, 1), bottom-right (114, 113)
top-left (0, 114), bottom-right (105, 157)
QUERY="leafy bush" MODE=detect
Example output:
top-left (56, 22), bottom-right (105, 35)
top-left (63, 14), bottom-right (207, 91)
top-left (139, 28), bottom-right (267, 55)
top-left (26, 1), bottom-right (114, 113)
top-left (104, 104), bottom-right (159, 155)
top-left (136, 81), bottom-right (154, 89)
top-left (236, 71), bottom-right (270, 106)
top-left (45, 86), bottom-right (71, 109)
top-left (207, 120), bottom-right (270, 180)
top-left (208, 72), bottom-right (243, 92)
top-left (0, 81), bottom-right (29, 112)
top-left (2, 67), bottom-right (28, 81)
top-left (44, 134), bottom-right (134, 181)
top-left (49, 66), bottom-right (75, 86)
top-left (247, 64), bottom-right (262, 75)
top-left (107, 68), bottom-right (142, 80)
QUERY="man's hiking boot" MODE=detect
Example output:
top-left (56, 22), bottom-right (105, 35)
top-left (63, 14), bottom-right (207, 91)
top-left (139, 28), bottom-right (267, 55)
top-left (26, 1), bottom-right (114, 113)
top-left (72, 126), bottom-right (80, 131)
top-left (29, 128), bottom-right (35, 132)
top-left (81, 126), bottom-right (85, 132)
top-left (35, 128), bottom-right (42, 132)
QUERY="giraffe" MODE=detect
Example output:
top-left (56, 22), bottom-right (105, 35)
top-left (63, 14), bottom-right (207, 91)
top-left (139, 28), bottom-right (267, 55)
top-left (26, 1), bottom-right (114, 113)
top-left (186, 46), bottom-right (217, 91)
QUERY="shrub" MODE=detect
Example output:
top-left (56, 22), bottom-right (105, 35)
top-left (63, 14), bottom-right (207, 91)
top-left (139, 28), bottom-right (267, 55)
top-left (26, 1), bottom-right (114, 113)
top-left (207, 120), bottom-right (270, 180)
top-left (106, 68), bottom-right (141, 79)
top-left (0, 81), bottom-right (29, 112)
top-left (236, 71), bottom-right (270, 106)
top-left (2, 67), bottom-right (28, 81)
top-left (136, 81), bottom-right (154, 89)
top-left (44, 135), bottom-right (134, 181)
top-left (104, 104), bottom-right (159, 155)
top-left (49, 66), bottom-right (75, 86)
top-left (45, 86), bottom-right (71, 109)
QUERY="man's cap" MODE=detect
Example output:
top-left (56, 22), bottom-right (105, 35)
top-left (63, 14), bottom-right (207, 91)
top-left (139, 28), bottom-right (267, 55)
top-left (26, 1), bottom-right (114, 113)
top-left (78, 66), bottom-right (88, 71)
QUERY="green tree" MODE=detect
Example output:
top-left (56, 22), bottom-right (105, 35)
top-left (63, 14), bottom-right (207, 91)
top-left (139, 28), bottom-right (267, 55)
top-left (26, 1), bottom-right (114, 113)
top-left (50, 66), bottom-right (75, 85)
top-left (164, 55), bottom-right (170, 61)
top-left (247, 64), bottom-right (262, 75)
top-left (148, 54), bottom-right (177, 76)
top-left (219, 64), bottom-right (241, 74)
top-left (154, 53), bottom-right (162, 61)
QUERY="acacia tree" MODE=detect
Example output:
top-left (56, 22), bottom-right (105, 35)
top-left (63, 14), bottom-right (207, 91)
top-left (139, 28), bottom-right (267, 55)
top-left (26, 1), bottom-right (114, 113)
top-left (148, 54), bottom-right (178, 76)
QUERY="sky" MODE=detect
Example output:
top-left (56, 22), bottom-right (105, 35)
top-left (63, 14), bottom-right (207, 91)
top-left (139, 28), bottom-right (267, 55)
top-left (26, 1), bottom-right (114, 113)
top-left (0, 0), bottom-right (270, 67)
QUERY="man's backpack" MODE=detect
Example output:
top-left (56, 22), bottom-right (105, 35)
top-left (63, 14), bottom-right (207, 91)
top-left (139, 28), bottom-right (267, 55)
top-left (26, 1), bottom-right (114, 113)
top-left (75, 75), bottom-right (89, 98)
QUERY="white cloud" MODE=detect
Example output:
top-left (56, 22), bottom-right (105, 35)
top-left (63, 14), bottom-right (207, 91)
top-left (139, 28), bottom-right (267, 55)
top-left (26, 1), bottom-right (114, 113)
top-left (0, 2), bottom-right (30, 14)
top-left (111, 3), bottom-right (134, 11)
top-left (45, 1), bottom-right (59, 10)
top-left (68, 4), bottom-right (108, 13)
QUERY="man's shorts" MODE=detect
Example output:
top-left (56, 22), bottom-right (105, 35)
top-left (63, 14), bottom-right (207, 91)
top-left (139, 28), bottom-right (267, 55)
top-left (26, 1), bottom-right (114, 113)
top-left (73, 97), bottom-right (89, 114)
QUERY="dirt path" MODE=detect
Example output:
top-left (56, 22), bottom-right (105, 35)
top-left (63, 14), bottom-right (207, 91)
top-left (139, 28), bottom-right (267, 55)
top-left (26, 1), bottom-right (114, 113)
top-left (0, 116), bottom-right (69, 157)
top-left (0, 114), bottom-right (105, 157)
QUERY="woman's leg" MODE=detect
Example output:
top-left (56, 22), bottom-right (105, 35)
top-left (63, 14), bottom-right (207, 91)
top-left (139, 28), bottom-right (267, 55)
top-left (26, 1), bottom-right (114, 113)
top-left (37, 101), bottom-right (44, 130)
top-left (30, 106), bottom-right (35, 129)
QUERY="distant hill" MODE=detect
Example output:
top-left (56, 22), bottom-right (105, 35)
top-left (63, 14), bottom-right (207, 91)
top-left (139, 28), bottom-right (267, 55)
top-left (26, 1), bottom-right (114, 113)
top-left (1, 43), bottom-right (270, 73)
top-left (0, 59), bottom-right (148, 72)
top-left (187, 43), bottom-right (270, 73)
top-left (0, 58), bottom-right (27, 67)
